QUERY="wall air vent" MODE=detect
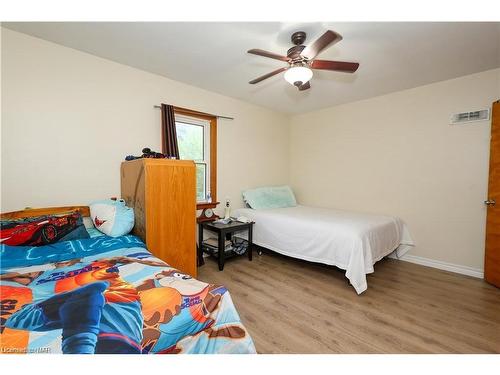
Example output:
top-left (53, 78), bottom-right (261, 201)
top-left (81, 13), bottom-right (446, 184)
top-left (450, 109), bottom-right (490, 125)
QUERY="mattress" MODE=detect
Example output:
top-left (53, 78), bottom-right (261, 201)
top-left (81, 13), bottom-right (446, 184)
top-left (0, 235), bottom-right (256, 354)
top-left (234, 205), bottom-right (413, 294)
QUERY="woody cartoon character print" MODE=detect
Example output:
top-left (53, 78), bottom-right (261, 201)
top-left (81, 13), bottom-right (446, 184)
top-left (0, 235), bottom-right (256, 354)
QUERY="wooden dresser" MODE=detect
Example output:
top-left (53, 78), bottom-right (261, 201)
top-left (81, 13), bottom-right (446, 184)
top-left (120, 159), bottom-right (197, 277)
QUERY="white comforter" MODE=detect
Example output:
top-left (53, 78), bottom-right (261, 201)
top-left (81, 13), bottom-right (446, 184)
top-left (234, 205), bottom-right (413, 294)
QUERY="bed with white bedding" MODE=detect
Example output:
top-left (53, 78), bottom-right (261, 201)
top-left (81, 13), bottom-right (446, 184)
top-left (233, 205), bottom-right (413, 294)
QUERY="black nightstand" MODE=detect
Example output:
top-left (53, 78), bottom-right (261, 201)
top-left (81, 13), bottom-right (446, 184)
top-left (198, 220), bottom-right (254, 271)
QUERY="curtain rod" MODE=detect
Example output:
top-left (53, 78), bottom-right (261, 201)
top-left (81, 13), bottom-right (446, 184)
top-left (153, 105), bottom-right (234, 120)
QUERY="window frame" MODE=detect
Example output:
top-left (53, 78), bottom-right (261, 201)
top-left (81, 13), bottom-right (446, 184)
top-left (174, 108), bottom-right (217, 209)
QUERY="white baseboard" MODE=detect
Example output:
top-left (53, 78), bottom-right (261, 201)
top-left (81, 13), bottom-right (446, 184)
top-left (389, 252), bottom-right (484, 279)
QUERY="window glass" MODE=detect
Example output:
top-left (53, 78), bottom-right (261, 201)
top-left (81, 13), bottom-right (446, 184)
top-left (176, 121), bottom-right (204, 161)
top-left (195, 163), bottom-right (206, 201)
top-left (175, 117), bottom-right (210, 202)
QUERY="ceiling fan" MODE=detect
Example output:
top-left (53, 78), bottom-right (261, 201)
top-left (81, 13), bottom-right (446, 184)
top-left (247, 30), bottom-right (359, 91)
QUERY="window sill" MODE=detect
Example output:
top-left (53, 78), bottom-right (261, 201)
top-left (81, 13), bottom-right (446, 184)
top-left (196, 202), bottom-right (219, 210)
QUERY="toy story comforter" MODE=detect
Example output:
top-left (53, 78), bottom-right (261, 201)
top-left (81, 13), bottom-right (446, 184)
top-left (0, 235), bottom-right (256, 354)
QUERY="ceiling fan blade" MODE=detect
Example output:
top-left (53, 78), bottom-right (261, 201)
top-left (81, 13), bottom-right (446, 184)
top-left (311, 59), bottom-right (359, 73)
top-left (298, 81), bottom-right (311, 91)
top-left (301, 30), bottom-right (343, 60)
top-left (247, 49), bottom-right (289, 62)
top-left (249, 67), bottom-right (288, 84)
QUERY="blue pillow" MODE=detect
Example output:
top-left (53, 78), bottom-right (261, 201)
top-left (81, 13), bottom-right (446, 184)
top-left (89, 199), bottom-right (134, 237)
top-left (242, 185), bottom-right (297, 210)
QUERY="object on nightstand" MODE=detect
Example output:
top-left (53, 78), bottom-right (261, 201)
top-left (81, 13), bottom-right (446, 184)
top-left (223, 198), bottom-right (231, 220)
top-left (198, 207), bottom-right (219, 222)
top-left (202, 237), bottom-right (233, 254)
top-left (213, 217), bottom-right (232, 225)
top-left (232, 237), bottom-right (249, 255)
top-left (234, 216), bottom-right (252, 223)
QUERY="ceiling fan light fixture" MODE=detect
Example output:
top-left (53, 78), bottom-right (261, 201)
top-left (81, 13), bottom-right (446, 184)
top-left (284, 66), bottom-right (313, 86)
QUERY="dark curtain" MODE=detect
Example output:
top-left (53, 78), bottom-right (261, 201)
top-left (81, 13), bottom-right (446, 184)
top-left (160, 103), bottom-right (180, 159)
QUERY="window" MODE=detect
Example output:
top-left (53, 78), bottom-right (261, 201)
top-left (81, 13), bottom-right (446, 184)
top-left (175, 115), bottom-right (209, 201)
top-left (174, 109), bottom-right (217, 207)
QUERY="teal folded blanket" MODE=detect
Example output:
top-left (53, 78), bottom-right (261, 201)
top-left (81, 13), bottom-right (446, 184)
top-left (242, 185), bottom-right (297, 209)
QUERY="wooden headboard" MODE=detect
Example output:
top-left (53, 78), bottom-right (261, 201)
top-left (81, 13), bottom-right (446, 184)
top-left (0, 206), bottom-right (90, 220)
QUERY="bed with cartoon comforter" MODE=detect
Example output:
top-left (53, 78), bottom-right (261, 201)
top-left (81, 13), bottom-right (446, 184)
top-left (0, 235), bottom-right (256, 354)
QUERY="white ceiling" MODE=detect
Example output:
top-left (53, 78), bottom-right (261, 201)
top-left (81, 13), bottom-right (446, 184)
top-left (4, 22), bottom-right (500, 114)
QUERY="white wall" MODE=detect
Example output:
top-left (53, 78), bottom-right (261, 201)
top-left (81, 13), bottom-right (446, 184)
top-left (290, 68), bottom-right (500, 271)
top-left (1, 28), bottom-right (290, 215)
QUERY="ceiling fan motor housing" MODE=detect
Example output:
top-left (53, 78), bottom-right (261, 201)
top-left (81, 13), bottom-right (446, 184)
top-left (288, 31), bottom-right (307, 60)
top-left (291, 31), bottom-right (306, 45)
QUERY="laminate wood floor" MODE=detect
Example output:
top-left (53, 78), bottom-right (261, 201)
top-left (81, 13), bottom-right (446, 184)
top-left (198, 249), bottom-right (500, 353)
